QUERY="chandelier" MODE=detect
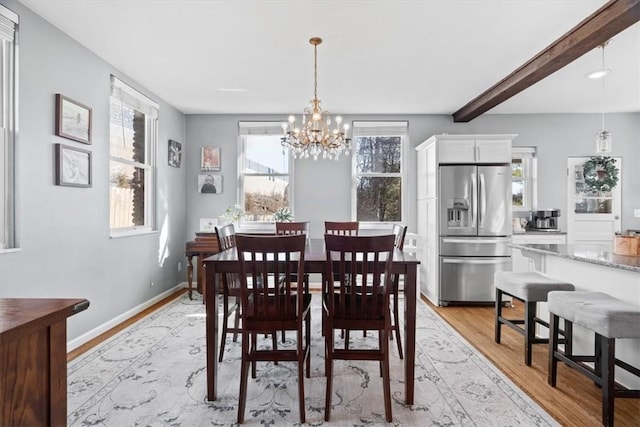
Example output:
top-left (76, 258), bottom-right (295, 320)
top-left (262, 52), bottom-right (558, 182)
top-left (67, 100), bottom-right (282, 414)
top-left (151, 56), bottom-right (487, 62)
top-left (593, 40), bottom-right (612, 153)
top-left (281, 37), bottom-right (351, 161)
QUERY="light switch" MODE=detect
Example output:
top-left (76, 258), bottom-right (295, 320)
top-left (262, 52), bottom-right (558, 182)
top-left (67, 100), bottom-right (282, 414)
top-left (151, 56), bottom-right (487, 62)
top-left (634, 209), bottom-right (640, 218)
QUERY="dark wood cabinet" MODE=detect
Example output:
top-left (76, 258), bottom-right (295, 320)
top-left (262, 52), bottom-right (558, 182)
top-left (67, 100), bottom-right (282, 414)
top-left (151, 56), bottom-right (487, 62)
top-left (1, 298), bottom-right (89, 427)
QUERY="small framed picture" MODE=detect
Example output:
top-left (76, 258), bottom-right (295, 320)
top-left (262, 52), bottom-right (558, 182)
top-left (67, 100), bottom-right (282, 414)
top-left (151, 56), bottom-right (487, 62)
top-left (55, 143), bottom-right (92, 187)
top-left (201, 146), bottom-right (221, 171)
top-left (198, 174), bottom-right (222, 194)
top-left (168, 139), bottom-right (182, 167)
top-left (55, 94), bottom-right (92, 144)
top-left (200, 218), bottom-right (218, 232)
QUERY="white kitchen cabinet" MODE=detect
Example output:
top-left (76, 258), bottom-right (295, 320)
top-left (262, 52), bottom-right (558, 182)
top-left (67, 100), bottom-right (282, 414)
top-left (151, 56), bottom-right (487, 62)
top-left (437, 136), bottom-right (514, 164)
top-left (511, 233), bottom-right (567, 272)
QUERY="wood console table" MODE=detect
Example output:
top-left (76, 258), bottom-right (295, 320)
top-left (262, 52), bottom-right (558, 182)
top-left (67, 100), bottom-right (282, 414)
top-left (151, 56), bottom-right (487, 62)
top-left (185, 232), bottom-right (219, 299)
top-left (1, 298), bottom-right (90, 426)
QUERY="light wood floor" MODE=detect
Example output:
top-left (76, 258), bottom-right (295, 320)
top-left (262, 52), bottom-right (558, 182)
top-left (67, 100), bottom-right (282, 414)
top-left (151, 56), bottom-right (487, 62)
top-left (69, 289), bottom-right (639, 425)
top-left (429, 298), bottom-right (640, 427)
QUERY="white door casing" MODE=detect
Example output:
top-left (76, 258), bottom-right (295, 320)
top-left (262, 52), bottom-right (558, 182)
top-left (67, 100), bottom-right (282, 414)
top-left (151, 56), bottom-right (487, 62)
top-left (567, 157), bottom-right (622, 244)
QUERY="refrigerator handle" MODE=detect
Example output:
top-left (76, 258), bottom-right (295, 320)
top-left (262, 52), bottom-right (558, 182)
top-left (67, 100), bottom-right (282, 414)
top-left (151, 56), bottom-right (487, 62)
top-left (479, 173), bottom-right (486, 226)
top-left (470, 172), bottom-right (477, 227)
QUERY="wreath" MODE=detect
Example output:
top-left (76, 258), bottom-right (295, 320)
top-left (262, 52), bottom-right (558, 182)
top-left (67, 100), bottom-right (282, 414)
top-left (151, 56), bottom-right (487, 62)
top-left (583, 156), bottom-right (619, 192)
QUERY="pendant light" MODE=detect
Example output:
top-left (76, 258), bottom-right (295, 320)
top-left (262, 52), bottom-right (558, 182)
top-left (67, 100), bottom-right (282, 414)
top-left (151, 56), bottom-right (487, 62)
top-left (594, 40), bottom-right (612, 153)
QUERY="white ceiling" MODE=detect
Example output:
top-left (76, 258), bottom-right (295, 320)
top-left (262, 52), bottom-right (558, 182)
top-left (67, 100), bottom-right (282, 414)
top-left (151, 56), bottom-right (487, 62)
top-left (20, 0), bottom-right (640, 117)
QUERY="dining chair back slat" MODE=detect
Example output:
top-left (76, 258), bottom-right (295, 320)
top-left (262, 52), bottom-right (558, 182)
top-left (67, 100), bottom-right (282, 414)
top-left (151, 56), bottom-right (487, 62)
top-left (276, 221), bottom-right (310, 236)
top-left (324, 221), bottom-right (359, 236)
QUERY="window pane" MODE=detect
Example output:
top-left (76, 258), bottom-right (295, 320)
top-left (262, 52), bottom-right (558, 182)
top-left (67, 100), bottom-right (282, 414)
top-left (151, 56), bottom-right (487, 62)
top-left (512, 159), bottom-right (523, 178)
top-left (512, 179), bottom-right (524, 207)
top-left (110, 161), bottom-right (145, 228)
top-left (243, 175), bottom-right (289, 221)
top-left (355, 136), bottom-right (401, 173)
top-left (110, 98), bottom-right (146, 163)
top-left (356, 176), bottom-right (401, 221)
top-left (244, 135), bottom-right (289, 174)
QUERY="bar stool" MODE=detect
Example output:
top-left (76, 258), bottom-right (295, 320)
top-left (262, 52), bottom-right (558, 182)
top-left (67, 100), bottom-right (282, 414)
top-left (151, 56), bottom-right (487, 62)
top-left (548, 291), bottom-right (640, 427)
top-left (494, 271), bottom-right (574, 366)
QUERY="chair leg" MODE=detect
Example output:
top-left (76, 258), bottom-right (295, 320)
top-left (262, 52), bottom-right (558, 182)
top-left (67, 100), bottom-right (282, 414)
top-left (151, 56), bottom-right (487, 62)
top-left (305, 312), bottom-right (311, 378)
top-left (495, 288), bottom-right (502, 344)
top-left (232, 298), bottom-right (240, 342)
top-left (524, 300), bottom-right (536, 366)
top-left (251, 333), bottom-right (257, 378)
top-left (393, 288), bottom-right (403, 359)
top-left (297, 327), bottom-right (306, 424)
top-left (219, 294), bottom-right (230, 363)
top-left (601, 335), bottom-right (616, 427)
top-left (382, 328), bottom-right (392, 422)
top-left (548, 313), bottom-right (559, 387)
top-left (237, 332), bottom-right (250, 424)
top-left (324, 329), bottom-right (334, 421)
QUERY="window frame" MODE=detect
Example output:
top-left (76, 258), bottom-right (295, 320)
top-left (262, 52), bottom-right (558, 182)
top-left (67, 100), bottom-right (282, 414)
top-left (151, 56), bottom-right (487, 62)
top-left (0, 5), bottom-right (18, 251)
top-left (237, 122), bottom-right (294, 230)
top-left (511, 146), bottom-right (537, 212)
top-left (350, 121), bottom-right (408, 227)
top-left (109, 76), bottom-right (158, 238)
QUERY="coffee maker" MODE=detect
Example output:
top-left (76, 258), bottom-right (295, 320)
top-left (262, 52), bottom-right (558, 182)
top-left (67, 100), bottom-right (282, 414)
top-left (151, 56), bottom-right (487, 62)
top-left (528, 209), bottom-right (560, 231)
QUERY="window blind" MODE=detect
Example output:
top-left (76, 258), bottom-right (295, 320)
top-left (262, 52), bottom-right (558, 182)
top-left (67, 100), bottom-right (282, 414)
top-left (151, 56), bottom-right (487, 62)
top-left (110, 75), bottom-right (159, 118)
top-left (0, 5), bottom-right (17, 42)
top-left (238, 121), bottom-right (285, 136)
top-left (352, 121), bottom-right (408, 137)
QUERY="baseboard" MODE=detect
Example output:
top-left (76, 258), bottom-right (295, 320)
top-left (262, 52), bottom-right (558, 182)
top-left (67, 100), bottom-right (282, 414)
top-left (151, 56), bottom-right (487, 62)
top-left (67, 283), bottom-right (187, 351)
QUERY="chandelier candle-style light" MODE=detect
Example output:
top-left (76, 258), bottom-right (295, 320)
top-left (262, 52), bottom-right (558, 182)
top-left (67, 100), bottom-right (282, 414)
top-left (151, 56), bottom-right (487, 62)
top-left (281, 37), bottom-right (351, 161)
top-left (594, 40), bottom-right (613, 153)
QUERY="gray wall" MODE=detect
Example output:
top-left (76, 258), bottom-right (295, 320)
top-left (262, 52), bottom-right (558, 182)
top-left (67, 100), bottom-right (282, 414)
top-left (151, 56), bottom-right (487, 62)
top-left (186, 113), bottom-right (639, 237)
top-left (0, 1), bottom-right (187, 341)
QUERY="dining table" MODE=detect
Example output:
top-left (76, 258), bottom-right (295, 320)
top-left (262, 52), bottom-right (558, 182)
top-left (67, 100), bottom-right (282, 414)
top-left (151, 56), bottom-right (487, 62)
top-left (203, 237), bottom-right (420, 405)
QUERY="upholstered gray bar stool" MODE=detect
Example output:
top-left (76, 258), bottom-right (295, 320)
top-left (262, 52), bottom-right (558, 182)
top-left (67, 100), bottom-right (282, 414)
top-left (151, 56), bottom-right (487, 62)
top-left (494, 271), bottom-right (574, 366)
top-left (548, 291), bottom-right (640, 427)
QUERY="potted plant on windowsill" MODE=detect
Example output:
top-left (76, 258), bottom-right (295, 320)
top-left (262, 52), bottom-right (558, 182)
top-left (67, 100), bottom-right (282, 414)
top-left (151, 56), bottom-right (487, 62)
top-left (273, 207), bottom-right (293, 222)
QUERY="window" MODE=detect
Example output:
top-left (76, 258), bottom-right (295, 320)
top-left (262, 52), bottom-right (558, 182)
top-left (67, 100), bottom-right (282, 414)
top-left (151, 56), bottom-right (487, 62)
top-left (352, 121), bottom-right (407, 223)
top-left (512, 147), bottom-right (537, 211)
top-left (0, 5), bottom-right (17, 250)
top-left (238, 122), bottom-right (293, 224)
top-left (109, 76), bottom-right (158, 235)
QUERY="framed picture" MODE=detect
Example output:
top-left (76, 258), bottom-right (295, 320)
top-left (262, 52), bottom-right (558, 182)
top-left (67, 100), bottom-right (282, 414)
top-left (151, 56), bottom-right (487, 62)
top-left (55, 143), bottom-right (92, 187)
top-left (201, 146), bottom-right (221, 171)
top-left (168, 139), bottom-right (182, 167)
top-left (199, 218), bottom-right (218, 232)
top-left (55, 94), bottom-right (92, 144)
top-left (198, 174), bottom-right (222, 194)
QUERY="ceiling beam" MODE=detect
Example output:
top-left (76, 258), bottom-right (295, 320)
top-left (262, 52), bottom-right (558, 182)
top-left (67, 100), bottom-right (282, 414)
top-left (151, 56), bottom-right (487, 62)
top-left (452, 0), bottom-right (640, 123)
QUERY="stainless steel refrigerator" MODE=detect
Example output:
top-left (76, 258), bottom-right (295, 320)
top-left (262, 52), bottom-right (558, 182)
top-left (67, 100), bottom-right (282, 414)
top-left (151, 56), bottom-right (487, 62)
top-left (439, 164), bottom-right (512, 304)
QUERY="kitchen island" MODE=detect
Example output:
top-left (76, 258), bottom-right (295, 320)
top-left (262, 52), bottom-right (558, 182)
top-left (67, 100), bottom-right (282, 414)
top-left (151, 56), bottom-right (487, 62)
top-left (511, 243), bottom-right (640, 388)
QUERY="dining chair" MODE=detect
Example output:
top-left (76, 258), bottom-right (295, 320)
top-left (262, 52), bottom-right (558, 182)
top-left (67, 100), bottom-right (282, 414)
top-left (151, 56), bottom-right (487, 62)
top-left (235, 234), bottom-right (311, 424)
top-left (214, 223), bottom-right (241, 363)
top-left (324, 220), bottom-right (359, 236)
top-left (390, 224), bottom-right (407, 359)
top-left (323, 234), bottom-right (395, 422)
top-left (275, 221), bottom-right (311, 343)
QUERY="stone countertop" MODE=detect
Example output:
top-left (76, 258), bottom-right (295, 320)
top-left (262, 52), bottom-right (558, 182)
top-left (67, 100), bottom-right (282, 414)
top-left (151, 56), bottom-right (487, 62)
top-left (510, 243), bottom-right (640, 273)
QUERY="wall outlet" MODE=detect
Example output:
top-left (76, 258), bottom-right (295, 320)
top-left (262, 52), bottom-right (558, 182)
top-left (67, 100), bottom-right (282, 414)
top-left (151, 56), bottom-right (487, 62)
top-left (634, 209), bottom-right (640, 218)
top-left (150, 281), bottom-right (155, 287)
top-left (177, 262), bottom-right (182, 272)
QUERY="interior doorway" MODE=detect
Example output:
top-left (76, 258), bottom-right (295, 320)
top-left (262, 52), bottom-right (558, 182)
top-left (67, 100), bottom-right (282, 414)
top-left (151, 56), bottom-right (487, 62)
top-left (566, 156), bottom-right (622, 244)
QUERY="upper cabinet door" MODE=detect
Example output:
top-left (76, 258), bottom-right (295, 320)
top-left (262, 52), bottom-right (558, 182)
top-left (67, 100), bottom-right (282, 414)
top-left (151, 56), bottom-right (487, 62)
top-left (438, 139), bottom-right (512, 164)
top-left (438, 140), bottom-right (475, 164)
top-left (475, 140), bottom-right (512, 163)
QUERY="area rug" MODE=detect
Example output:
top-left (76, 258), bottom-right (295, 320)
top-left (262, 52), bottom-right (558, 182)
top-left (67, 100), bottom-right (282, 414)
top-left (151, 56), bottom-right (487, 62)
top-left (67, 293), bottom-right (559, 426)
